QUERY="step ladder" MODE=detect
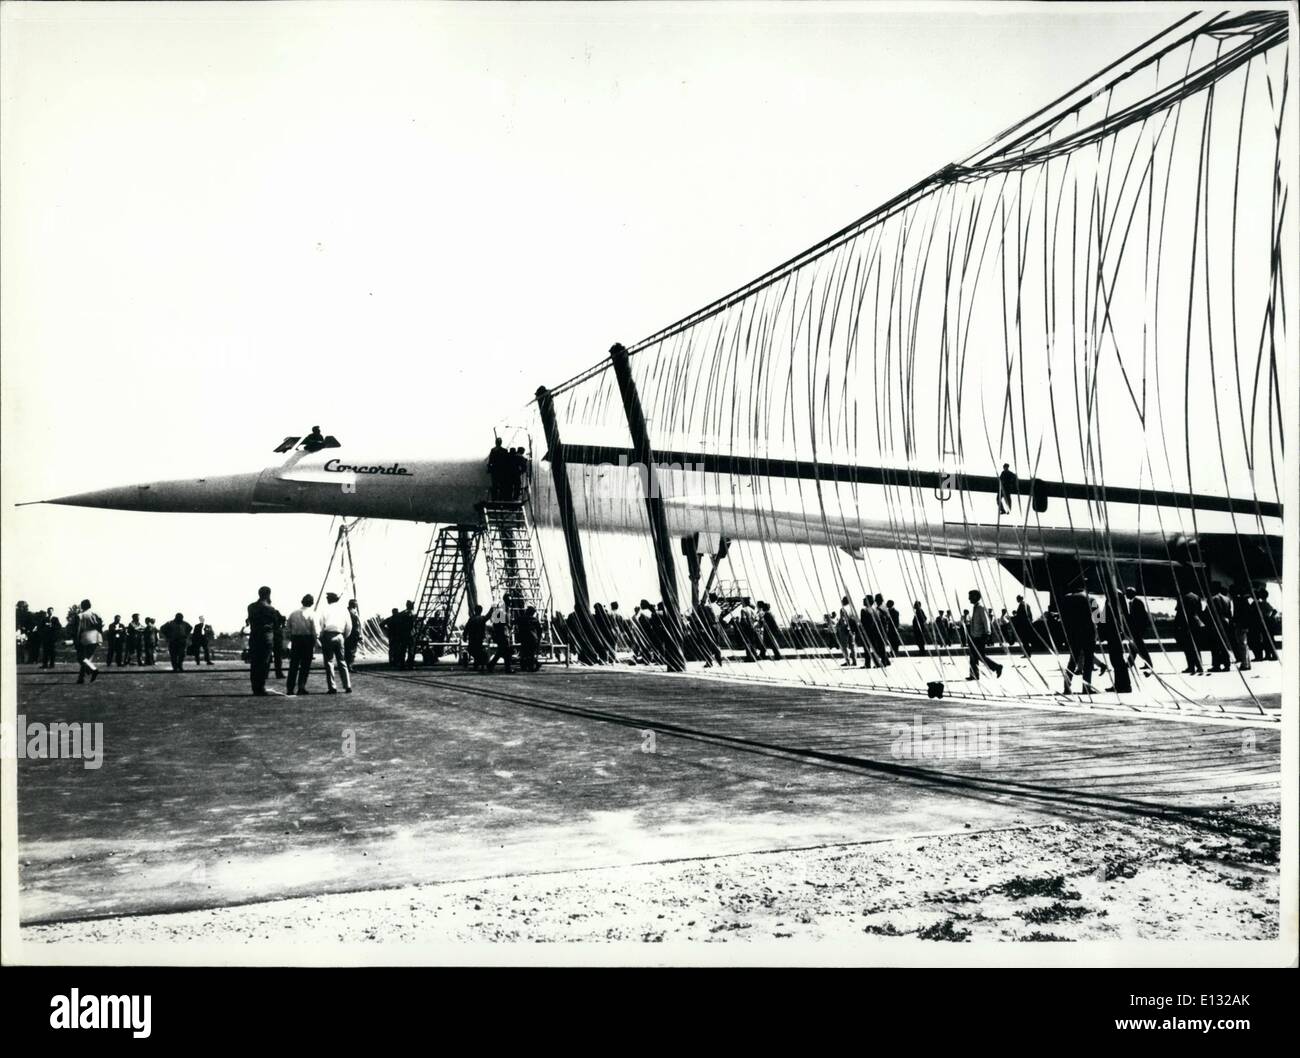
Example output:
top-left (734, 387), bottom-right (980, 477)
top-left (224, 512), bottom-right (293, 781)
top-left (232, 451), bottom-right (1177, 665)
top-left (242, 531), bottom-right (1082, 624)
top-left (478, 501), bottom-right (547, 628)
top-left (413, 525), bottom-right (479, 648)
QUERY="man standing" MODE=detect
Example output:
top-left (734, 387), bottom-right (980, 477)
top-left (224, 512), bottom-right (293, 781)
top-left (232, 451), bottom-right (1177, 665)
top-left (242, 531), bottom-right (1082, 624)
top-left (286, 593), bottom-right (319, 695)
top-left (190, 616), bottom-right (215, 666)
top-left (317, 591), bottom-right (353, 694)
top-left (1175, 590), bottom-right (1206, 674)
top-left (884, 599), bottom-right (904, 657)
top-left (756, 601), bottom-right (783, 661)
top-left (966, 589), bottom-right (1004, 681)
top-left (486, 438), bottom-right (509, 500)
top-left (143, 617), bottom-right (159, 665)
top-left (487, 600), bottom-right (513, 673)
top-left (160, 613), bottom-right (192, 672)
top-left (464, 604), bottom-right (489, 672)
top-left (105, 615), bottom-right (127, 666)
top-left (1229, 585), bottom-right (1253, 671)
top-left (344, 599), bottom-right (363, 668)
top-left (381, 607), bottom-right (401, 667)
top-left (1011, 596), bottom-right (1034, 656)
top-left (702, 594), bottom-right (726, 665)
top-left (518, 606), bottom-right (542, 672)
top-left (1247, 587), bottom-right (1279, 662)
top-left (509, 447), bottom-right (528, 500)
top-left (126, 614), bottom-right (144, 665)
top-left (22, 610), bottom-right (39, 665)
top-left (997, 463), bottom-right (1017, 514)
top-left (40, 608), bottom-right (62, 669)
top-left (729, 599), bottom-right (760, 662)
top-left (1206, 583), bottom-right (1235, 672)
top-left (859, 595), bottom-right (890, 669)
top-left (911, 601), bottom-right (930, 656)
top-left (246, 586), bottom-right (281, 696)
top-left (933, 609), bottom-right (950, 649)
top-left (1061, 588), bottom-right (1098, 694)
top-left (400, 600), bottom-right (418, 669)
top-left (1122, 587), bottom-right (1155, 674)
top-left (73, 600), bottom-right (103, 684)
top-left (272, 608), bottom-right (287, 678)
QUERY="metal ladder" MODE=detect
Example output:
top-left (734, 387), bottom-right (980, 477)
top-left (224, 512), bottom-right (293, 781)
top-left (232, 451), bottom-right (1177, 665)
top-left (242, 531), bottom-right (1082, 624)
top-left (413, 525), bottom-right (478, 645)
top-left (478, 501), bottom-right (547, 627)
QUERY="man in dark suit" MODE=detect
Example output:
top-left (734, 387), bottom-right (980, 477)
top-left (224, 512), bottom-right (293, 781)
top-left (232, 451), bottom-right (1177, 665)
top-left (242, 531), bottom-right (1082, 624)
top-left (1122, 587), bottom-right (1154, 673)
top-left (509, 447), bottom-right (528, 500)
top-left (105, 615), bottom-right (127, 666)
top-left (246, 587), bottom-right (282, 696)
top-left (400, 600), bottom-right (418, 668)
top-left (1247, 587), bottom-right (1278, 662)
top-left (1060, 587), bottom-right (1098, 694)
top-left (518, 606), bottom-right (542, 672)
top-left (1175, 591), bottom-right (1205, 674)
top-left (997, 463), bottom-right (1017, 514)
top-left (464, 605), bottom-right (489, 671)
top-left (1011, 596), bottom-right (1035, 656)
top-left (486, 438), bottom-right (509, 500)
top-left (859, 595), bottom-right (889, 669)
top-left (160, 613), bottom-right (192, 672)
top-left (39, 608), bottom-right (62, 669)
top-left (1206, 583), bottom-right (1234, 672)
top-left (381, 608), bottom-right (401, 666)
top-left (190, 616), bottom-right (215, 665)
top-left (884, 599), bottom-right (904, 656)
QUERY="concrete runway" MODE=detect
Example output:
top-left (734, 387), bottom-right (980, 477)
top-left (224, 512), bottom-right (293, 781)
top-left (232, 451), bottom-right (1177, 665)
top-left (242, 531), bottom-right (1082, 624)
top-left (13, 659), bottom-right (1280, 926)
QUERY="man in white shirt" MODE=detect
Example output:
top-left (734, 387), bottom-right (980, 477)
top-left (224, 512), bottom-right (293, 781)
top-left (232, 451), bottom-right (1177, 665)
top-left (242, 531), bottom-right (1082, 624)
top-left (317, 591), bottom-right (353, 694)
top-left (285, 593), bottom-right (320, 695)
top-left (487, 600), bottom-right (513, 673)
top-left (966, 589), bottom-right (1004, 681)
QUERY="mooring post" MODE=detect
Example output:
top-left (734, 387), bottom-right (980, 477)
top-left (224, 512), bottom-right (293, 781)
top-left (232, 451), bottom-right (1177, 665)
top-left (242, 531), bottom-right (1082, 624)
top-left (608, 342), bottom-right (685, 671)
top-left (535, 385), bottom-right (598, 662)
top-left (681, 533), bottom-right (702, 610)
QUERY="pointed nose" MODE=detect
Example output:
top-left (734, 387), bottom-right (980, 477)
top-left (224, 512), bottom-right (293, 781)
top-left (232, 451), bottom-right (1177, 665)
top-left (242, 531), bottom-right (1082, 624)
top-left (35, 472), bottom-right (263, 514)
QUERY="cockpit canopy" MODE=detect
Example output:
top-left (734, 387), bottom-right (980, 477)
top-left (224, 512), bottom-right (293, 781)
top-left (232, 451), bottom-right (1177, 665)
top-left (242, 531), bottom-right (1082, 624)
top-left (273, 434), bottom-right (341, 454)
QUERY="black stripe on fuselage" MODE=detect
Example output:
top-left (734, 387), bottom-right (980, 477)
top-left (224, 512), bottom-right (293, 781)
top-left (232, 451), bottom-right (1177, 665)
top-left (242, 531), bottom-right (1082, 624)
top-left (553, 444), bottom-right (1283, 520)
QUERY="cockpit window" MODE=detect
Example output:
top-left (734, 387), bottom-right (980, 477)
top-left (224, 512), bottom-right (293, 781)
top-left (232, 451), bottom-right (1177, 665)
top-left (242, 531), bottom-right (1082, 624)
top-left (273, 436), bottom-right (301, 454)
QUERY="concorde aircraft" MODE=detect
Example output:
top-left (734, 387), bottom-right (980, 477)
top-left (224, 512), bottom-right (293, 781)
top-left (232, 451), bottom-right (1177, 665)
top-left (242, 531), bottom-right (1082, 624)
top-left (23, 11), bottom-right (1291, 601)
top-left (27, 428), bottom-right (1284, 598)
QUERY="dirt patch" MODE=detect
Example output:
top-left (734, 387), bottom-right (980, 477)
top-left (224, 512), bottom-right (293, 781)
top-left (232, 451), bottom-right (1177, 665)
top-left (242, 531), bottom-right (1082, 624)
top-left (23, 803), bottom-right (1280, 948)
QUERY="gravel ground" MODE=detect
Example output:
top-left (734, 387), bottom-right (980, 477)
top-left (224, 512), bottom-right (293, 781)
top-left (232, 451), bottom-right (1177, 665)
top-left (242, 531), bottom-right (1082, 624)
top-left (24, 803), bottom-right (1279, 947)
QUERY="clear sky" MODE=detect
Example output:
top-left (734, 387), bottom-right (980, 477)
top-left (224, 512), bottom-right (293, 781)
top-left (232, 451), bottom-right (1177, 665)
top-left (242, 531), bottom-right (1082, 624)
top-left (2, 1), bottom-right (1209, 631)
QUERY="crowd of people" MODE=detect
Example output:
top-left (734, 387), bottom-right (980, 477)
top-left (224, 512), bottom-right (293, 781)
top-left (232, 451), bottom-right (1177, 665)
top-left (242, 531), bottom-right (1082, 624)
top-left (16, 577), bottom-right (1283, 698)
top-left (242, 588), bottom-right (362, 696)
top-left (14, 602), bottom-right (220, 681)
top-left (448, 581), bottom-right (1282, 695)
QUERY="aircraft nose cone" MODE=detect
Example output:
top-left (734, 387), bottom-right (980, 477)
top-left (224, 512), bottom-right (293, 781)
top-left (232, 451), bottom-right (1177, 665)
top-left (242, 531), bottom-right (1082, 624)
top-left (34, 472), bottom-right (263, 514)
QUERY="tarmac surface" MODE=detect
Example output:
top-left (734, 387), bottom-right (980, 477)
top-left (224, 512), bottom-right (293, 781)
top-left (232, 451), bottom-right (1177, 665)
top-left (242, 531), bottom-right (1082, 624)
top-left (12, 656), bottom-right (1282, 944)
